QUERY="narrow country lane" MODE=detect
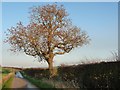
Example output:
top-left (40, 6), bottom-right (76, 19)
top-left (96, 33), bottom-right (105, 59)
top-left (12, 71), bottom-right (39, 90)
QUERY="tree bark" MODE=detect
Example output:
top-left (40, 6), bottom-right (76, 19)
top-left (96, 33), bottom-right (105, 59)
top-left (47, 53), bottom-right (55, 78)
top-left (48, 59), bottom-right (53, 77)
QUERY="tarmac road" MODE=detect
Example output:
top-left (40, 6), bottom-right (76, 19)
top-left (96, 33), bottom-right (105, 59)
top-left (12, 71), bottom-right (39, 90)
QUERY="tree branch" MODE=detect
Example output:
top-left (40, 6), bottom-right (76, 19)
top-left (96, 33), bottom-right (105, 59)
top-left (54, 51), bottom-right (66, 55)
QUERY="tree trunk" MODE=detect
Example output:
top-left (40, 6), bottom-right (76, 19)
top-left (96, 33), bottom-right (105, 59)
top-left (48, 59), bottom-right (54, 77)
top-left (47, 53), bottom-right (55, 78)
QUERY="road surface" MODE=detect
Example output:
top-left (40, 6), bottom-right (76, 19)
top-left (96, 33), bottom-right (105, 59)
top-left (12, 71), bottom-right (39, 90)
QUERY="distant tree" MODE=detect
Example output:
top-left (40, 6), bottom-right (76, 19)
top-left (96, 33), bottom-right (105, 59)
top-left (5, 4), bottom-right (90, 77)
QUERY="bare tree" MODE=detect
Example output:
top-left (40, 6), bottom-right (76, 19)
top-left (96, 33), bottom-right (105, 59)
top-left (5, 4), bottom-right (90, 77)
top-left (111, 50), bottom-right (119, 61)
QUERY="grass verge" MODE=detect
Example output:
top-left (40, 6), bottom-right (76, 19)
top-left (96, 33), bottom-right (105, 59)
top-left (21, 71), bottom-right (56, 89)
top-left (2, 75), bottom-right (14, 89)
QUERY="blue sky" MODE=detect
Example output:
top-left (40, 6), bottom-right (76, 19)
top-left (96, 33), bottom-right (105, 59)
top-left (2, 2), bottom-right (118, 68)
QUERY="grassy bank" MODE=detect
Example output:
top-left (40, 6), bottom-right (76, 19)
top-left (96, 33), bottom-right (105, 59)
top-left (2, 75), bottom-right (14, 89)
top-left (1, 68), bottom-right (14, 89)
top-left (21, 71), bottom-right (56, 89)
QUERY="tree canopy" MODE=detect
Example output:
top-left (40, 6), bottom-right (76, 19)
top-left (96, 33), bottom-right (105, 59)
top-left (5, 4), bottom-right (90, 77)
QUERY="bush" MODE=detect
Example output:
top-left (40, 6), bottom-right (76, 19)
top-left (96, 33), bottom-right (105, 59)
top-left (23, 61), bottom-right (120, 89)
top-left (23, 68), bottom-right (50, 79)
top-left (58, 61), bottom-right (120, 89)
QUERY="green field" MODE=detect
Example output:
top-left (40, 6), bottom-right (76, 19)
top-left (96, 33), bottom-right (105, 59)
top-left (2, 68), bottom-right (11, 78)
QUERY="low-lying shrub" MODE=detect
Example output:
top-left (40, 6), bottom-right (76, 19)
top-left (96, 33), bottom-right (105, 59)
top-left (23, 61), bottom-right (120, 89)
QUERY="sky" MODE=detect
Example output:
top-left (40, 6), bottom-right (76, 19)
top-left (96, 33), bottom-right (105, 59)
top-left (1, 0), bottom-right (119, 2)
top-left (1, 2), bottom-right (118, 68)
